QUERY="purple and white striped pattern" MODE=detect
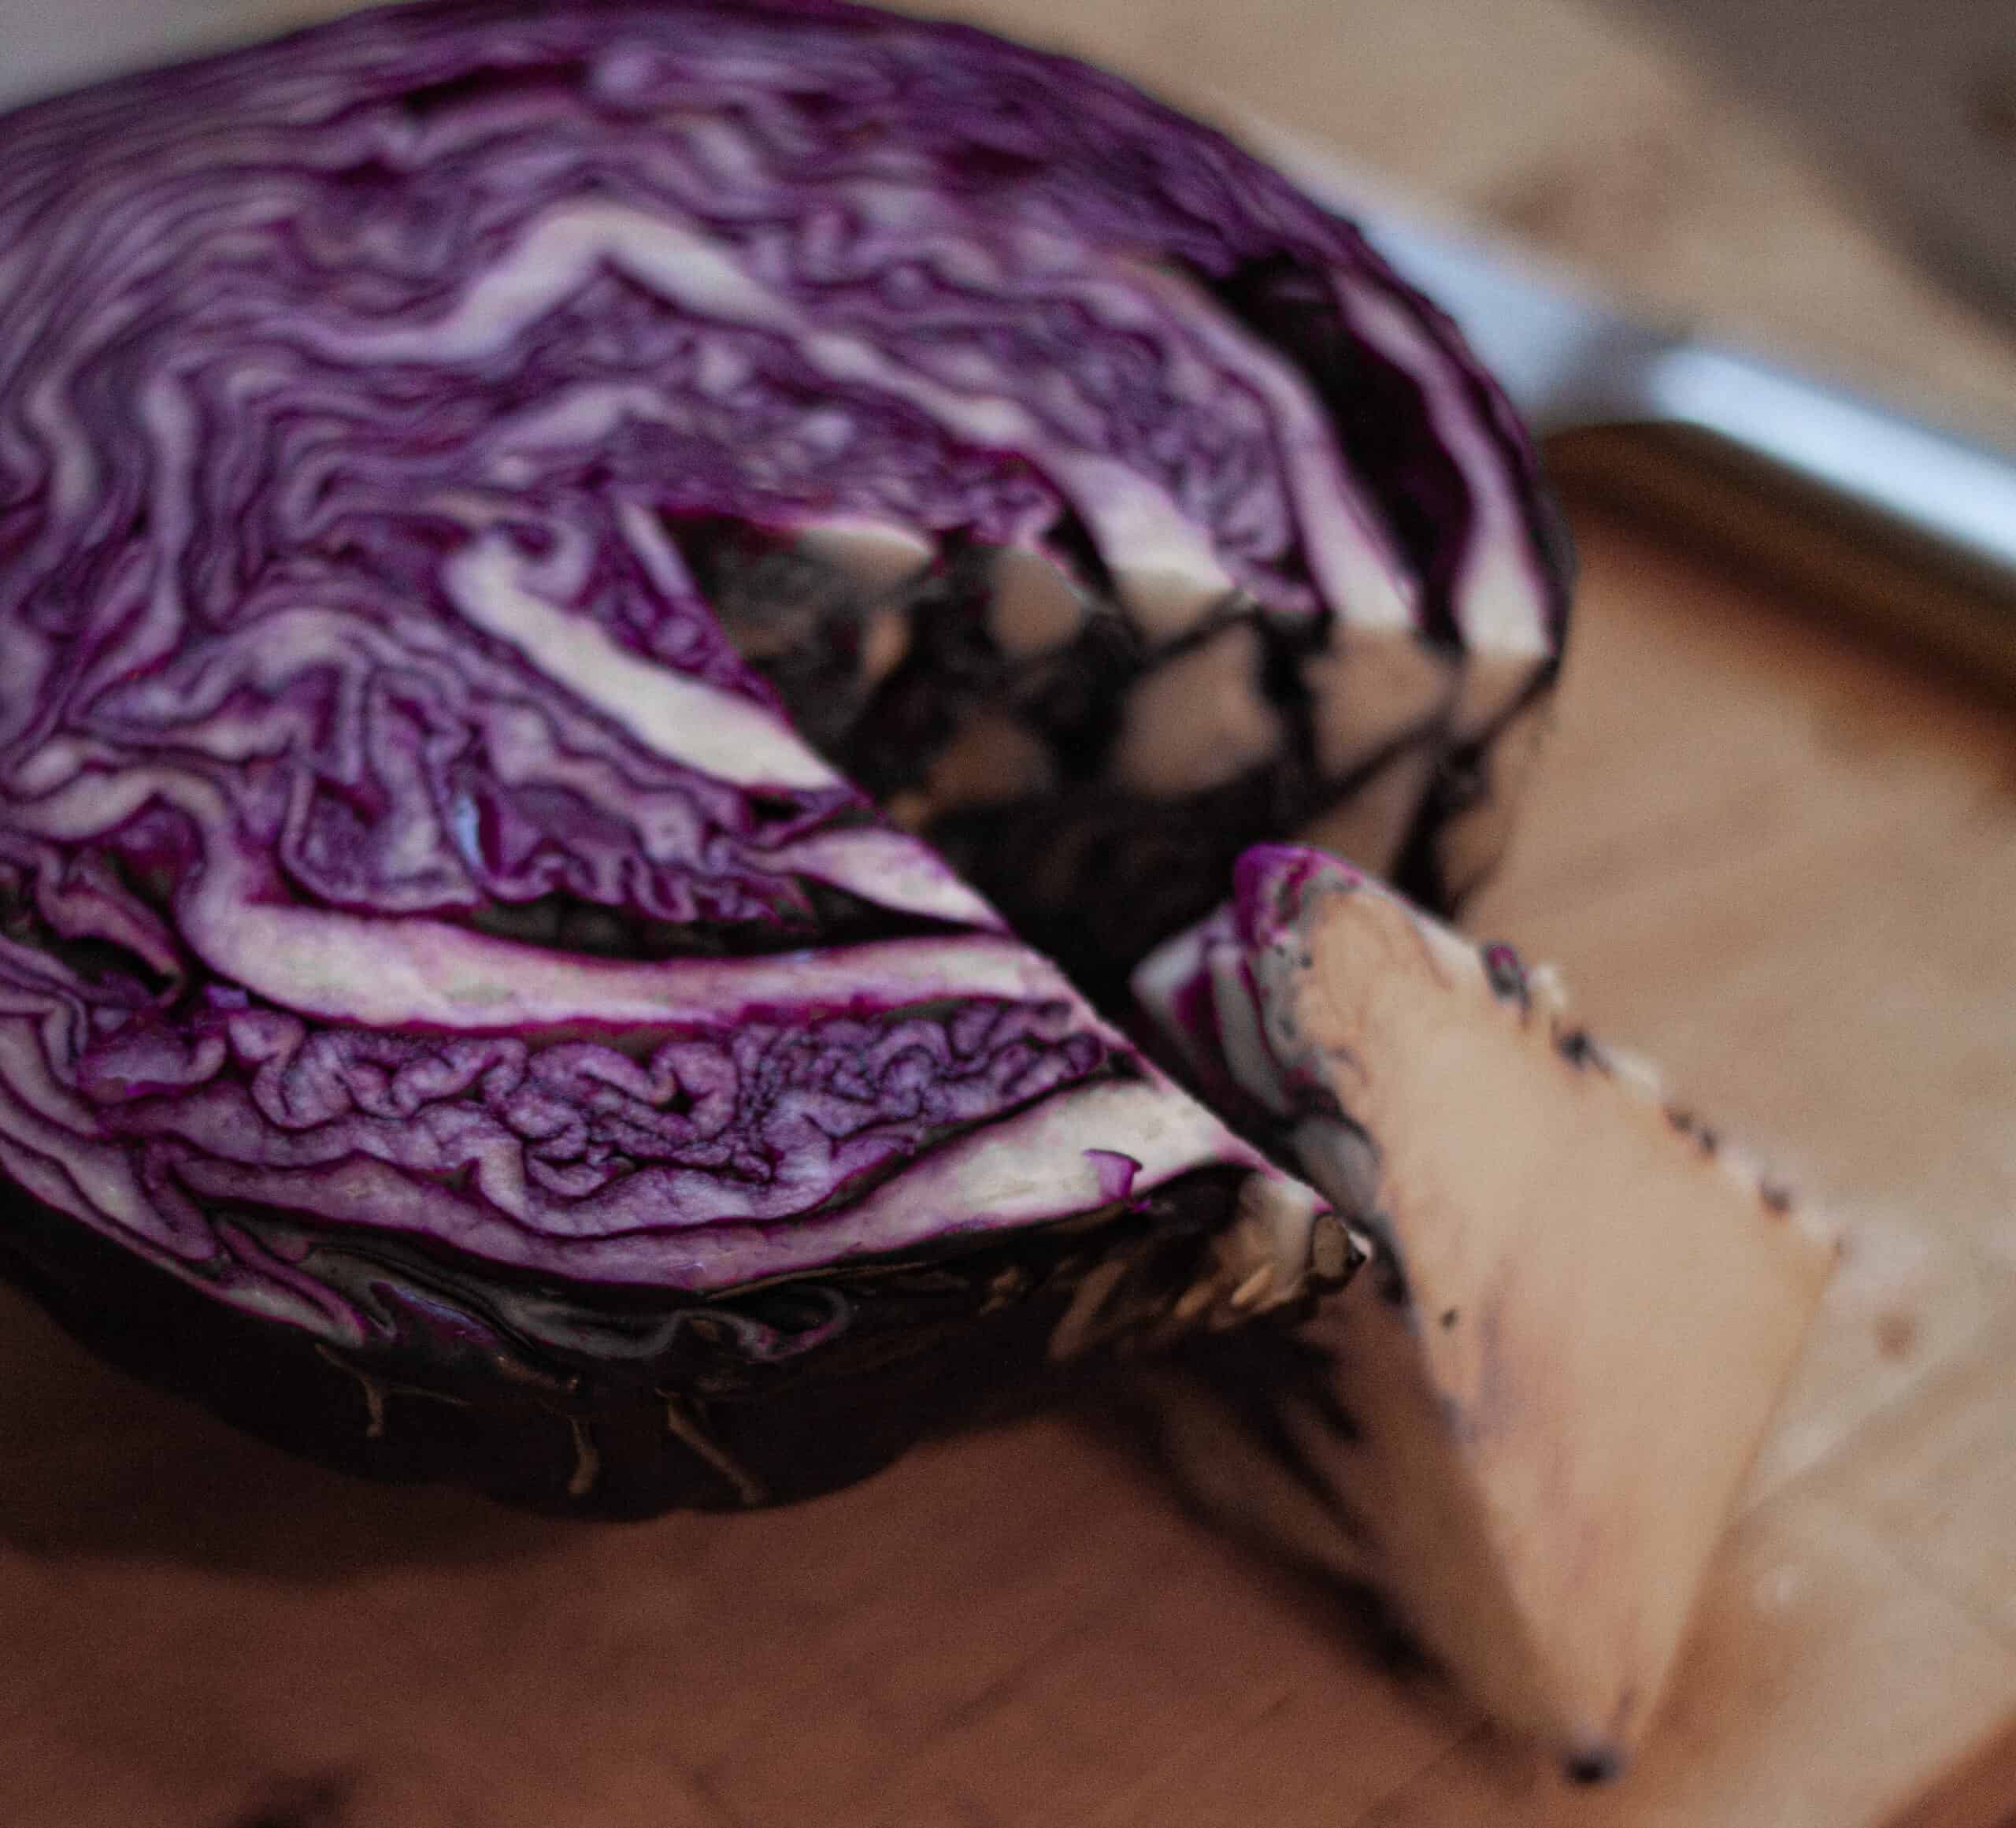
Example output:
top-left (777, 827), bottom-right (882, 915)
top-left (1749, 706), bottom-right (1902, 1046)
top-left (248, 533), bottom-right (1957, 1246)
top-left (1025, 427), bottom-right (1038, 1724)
top-left (0, 1), bottom-right (1564, 1336)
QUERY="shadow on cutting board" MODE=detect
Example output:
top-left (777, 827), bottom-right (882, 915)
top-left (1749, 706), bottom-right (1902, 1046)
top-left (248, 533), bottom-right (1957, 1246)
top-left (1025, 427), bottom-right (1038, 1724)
top-left (0, 1284), bottom-right (580, 1577)
top-left (1069, 1321), bottom-right (1438, 1679)
top-left (0, 1251), bottom-right (1412, 1678)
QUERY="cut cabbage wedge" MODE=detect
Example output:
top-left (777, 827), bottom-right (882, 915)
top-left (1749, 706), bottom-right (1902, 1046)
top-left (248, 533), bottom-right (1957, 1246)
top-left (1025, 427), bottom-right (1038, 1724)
top-left (1136, 844), bottom-right (1837, 1776)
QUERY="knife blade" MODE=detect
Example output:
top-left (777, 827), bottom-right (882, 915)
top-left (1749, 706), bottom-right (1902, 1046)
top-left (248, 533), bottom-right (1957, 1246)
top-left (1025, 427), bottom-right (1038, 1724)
top-left (1247, 120), bottom-right (2016, 695)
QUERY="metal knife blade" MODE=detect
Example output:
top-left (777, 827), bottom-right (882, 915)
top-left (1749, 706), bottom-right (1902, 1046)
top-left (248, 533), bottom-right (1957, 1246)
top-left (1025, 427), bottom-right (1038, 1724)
top-left (1248, 119), bottom-right (2016, 692)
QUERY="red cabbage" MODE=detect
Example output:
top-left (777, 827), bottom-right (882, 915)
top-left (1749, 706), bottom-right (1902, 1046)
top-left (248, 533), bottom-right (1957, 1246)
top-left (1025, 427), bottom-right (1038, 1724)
top-left (0, 0), bottom-right (1566, 1512)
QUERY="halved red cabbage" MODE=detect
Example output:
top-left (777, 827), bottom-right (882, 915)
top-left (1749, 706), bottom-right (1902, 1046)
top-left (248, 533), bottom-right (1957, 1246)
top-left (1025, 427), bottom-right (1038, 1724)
top-left (0, 0), bottom-right (1566, 1511)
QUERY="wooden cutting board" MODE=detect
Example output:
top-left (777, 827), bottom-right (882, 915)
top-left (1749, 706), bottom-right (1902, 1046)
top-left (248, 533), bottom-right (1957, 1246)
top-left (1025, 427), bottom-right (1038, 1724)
top-left (1, 495), bottom-right (2011, 1828)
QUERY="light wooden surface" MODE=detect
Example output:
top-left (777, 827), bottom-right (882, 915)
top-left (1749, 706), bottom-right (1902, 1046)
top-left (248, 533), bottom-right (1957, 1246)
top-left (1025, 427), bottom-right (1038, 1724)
top-left (4, 2), bottom-right (2016, 1825)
